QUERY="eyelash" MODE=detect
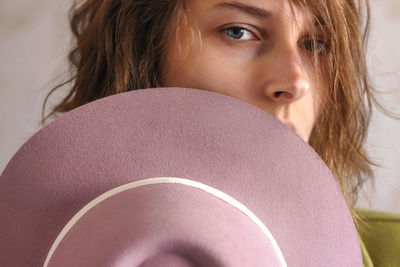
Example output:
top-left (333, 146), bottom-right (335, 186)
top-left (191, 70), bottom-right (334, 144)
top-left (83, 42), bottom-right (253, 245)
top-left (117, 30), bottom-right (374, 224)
top-left (300, 37), bottom-right (329, 55)
top-left (222, 26), bottom-right (260, 42)
top-left (222, 26), bottom-right (329, 55)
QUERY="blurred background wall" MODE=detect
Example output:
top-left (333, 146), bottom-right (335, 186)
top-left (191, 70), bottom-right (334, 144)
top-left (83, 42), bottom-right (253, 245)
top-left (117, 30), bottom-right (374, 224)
top-left (1, 0), bottom-right (399, 213)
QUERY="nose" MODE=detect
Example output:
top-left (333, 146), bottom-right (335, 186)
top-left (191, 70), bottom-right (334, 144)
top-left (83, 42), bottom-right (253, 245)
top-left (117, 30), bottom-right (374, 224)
top-left (263, 47), bottom-right (310, 104)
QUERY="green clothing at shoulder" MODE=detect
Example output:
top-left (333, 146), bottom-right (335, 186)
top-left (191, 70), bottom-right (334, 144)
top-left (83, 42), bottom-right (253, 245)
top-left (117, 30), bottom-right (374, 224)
top-left (355, 208), bottom-right (400, 267)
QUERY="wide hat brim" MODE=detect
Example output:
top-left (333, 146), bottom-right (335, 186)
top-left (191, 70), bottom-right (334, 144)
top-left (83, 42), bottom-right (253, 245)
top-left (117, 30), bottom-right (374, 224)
top-left (44, 178), bottom-right (284, 267)
top-left (0, 87), bottom-right (362, 266)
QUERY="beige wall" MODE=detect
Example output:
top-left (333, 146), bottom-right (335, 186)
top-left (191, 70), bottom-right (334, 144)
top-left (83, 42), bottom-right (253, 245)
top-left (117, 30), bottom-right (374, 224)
top-left (0, 0), bottom-right (70, 173)
top-left (1, 0), bottom-right (399, 213)
top-left (356, 0), bottom-right (400, 212)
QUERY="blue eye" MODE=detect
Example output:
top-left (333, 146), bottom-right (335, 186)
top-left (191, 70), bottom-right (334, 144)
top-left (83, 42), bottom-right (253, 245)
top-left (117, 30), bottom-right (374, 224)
top-left (302, 39), bottom-right (328, 54)
top-left (224, 27), bottom-right (255, 41)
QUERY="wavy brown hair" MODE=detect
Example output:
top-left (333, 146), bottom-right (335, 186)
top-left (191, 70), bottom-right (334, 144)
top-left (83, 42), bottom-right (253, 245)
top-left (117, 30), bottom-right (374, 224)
top-left (42, 0), bottom-right (390, 220)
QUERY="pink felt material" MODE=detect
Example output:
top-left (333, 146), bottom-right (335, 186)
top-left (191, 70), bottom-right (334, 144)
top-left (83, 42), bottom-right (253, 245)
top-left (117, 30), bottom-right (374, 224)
top-left (0, 87), bottom-right (363, 266)
top-left (47, 183), bottom-right (282, 266)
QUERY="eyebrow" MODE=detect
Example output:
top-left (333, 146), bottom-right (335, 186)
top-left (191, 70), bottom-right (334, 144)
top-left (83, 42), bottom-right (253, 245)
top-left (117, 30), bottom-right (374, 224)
top-left (213, 1), bottom-right (274, 19)
top-left (213, 1), bottom-right (326, 29)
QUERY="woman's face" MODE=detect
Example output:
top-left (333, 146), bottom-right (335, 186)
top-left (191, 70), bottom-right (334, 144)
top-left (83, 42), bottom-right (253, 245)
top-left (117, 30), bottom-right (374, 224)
top-left (160, 0), bottom-right (328, 142)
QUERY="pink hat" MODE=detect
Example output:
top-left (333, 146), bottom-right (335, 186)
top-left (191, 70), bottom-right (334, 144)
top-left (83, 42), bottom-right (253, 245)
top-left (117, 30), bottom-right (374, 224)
top-left (0, 87), bottom-right (362, 266)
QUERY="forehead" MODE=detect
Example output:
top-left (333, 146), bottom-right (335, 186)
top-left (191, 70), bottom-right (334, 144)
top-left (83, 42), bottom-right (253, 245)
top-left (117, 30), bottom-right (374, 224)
top-left (185, 0), bottom-right (316, 27)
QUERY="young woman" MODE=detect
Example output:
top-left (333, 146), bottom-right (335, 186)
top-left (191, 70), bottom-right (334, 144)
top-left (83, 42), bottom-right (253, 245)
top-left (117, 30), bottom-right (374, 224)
top-left (41, 0), bottom-right (399, 264)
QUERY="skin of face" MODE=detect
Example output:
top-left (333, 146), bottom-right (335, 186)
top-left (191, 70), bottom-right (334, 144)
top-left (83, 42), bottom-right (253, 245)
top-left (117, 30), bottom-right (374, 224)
top-left (160, 0), bottom-right (328, 142)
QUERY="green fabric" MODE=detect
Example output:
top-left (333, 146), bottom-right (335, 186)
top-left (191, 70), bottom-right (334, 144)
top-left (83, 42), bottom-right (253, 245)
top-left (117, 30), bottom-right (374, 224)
top-left (355, 208), bottom-right (400, 267)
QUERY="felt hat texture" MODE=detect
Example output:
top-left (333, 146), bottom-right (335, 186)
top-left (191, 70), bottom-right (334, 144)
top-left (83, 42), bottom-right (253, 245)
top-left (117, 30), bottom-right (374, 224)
top-left (0, 87), bottom-right (362, 266)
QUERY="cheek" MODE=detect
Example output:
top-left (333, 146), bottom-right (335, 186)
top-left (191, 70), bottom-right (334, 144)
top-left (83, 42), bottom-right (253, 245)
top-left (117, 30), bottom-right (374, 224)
top-left (161, 42), bottom-right (251, 97)
top-left (302, 60), bottom-right (329, 122)
top-left (159, 45), bottom-right (189, 87)
top-left (313, 79), bottom-right (330, 121)
top-left (190, 59), bottom-right (255, 100)
top-left (159, 23), bottom-right (200, 86)
top-left (313, 60), bottom-right (331, 115)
